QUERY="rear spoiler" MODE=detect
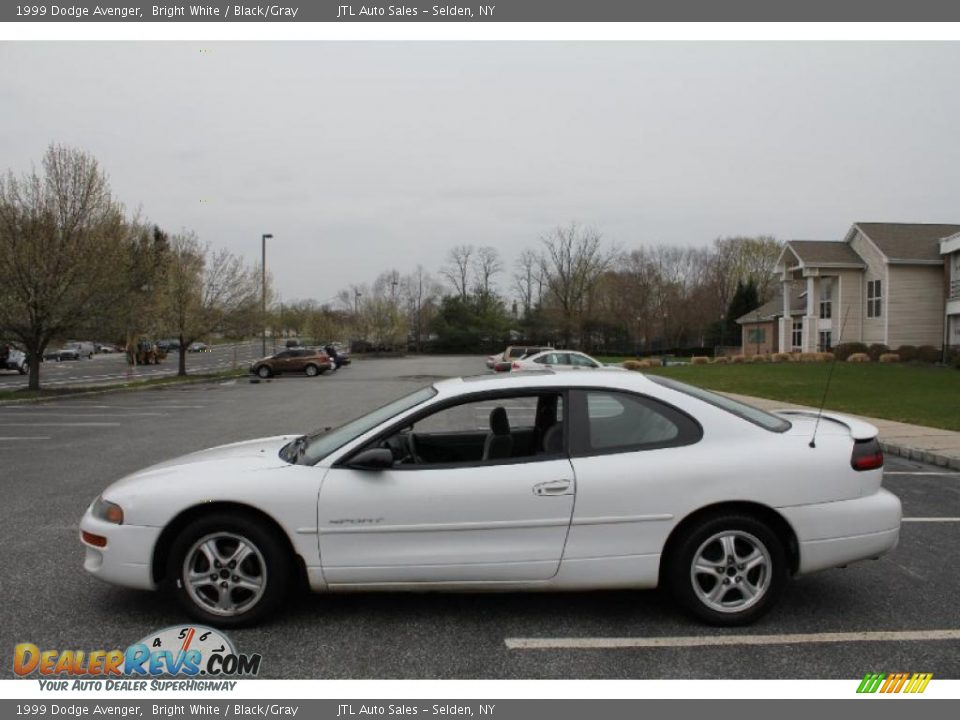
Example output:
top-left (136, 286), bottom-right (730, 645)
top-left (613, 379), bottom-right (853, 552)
top-left (773, 409), bottom-right (878, 441)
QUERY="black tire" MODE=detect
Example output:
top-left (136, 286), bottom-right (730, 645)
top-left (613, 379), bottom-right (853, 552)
top-left (256, 365), bottom-right (272, 379)
top-left (165, 512), bottom-right (291, 628)
top-left (665, 513), bottom-right (786, 626)
top-left (304, 364), bottom-right (319, 377)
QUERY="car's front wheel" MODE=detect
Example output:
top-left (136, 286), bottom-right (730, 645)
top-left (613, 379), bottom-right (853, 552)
top-left (304, 363), bottom-right (319, 377)
top-left (166, 513), bottom-right (291, 627)
top-left (256, 365), bottom-right (272, 379)
top-left (666, 513), bottom-right (786, 626)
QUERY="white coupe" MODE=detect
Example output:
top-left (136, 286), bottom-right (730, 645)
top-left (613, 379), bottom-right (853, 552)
top-left (80, 370), bottom-right (901, 627)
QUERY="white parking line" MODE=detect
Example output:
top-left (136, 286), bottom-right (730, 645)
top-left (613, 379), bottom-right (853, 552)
top-left (885, 471), bottom-right (959, 476)
top-left (0, 422), bottom-right (121, 427)
top-left (0, 412), bottom-right (168, 417)
top-left (0, 436), bottom-right (51, 441)
top-left (902, 517), bottom-right (960, 523)
top-left (504, 629), bottom-right (960, 650)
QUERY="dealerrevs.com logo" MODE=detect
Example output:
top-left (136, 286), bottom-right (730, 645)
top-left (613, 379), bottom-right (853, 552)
top-left (14, 625), bottom-right (261, 691)
top-left (857, 673), bottom-right (933, 694)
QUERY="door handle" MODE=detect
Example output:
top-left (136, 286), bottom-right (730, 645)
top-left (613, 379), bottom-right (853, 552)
top-left (533, 479), bottom-right (572, 496)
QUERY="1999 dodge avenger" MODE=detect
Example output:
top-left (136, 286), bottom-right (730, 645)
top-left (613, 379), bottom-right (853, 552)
top-left (80, 371), bottom-right (901, 627)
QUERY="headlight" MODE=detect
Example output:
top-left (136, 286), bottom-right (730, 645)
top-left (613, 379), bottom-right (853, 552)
top-left (91, 497), bottom-right (124, 525)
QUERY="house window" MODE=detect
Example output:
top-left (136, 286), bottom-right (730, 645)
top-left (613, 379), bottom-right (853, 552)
top-left (819, 278), bottom-right (833, 319)
top-left (791, 320), bottom-right (802, 350)
top-left (867, 279), bottom-right (882, 318)
top-left (747, 328), bottom-right (766, 343)
top-left (818, 331), bottom-right (832, 352)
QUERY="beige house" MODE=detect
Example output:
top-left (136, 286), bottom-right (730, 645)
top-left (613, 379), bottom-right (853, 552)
top-left (943, 232), bottom-right (960, 351)
top-left (735, 283), bottom-right (804, 356)
top-left (754, 222), bottom-right (960, 353)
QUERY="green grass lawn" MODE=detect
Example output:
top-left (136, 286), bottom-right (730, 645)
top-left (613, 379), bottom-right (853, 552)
top-left (631, 362), bottom-right (959, 431)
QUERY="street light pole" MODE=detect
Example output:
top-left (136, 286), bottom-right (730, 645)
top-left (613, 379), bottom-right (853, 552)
top-left (261, 233), bottom-right (272, 357)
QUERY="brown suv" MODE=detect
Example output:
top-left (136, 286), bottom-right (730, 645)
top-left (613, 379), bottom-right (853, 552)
top-left (250, 348), bottom-right (332, 378)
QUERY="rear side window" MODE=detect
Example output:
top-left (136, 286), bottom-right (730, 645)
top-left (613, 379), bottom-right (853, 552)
top-left (571, 390), bottom-right (701, 456)
top-left (647, 375), bottom-right (791, 433)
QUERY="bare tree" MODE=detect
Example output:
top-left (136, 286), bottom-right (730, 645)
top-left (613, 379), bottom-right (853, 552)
top-left (539, 223), bottom-right (616, 347)
top-left (472, 246), bottom-right (503, 307)
top-left (513, 248), bottom-right (544, 316)
top-left (441, 244), bottom-right (474, 300)
top-left (163, 231), bottom-right (259, 376)
top-left (0, 146), bottom-right (128, 390)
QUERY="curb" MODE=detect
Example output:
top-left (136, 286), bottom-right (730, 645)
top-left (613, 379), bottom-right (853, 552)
top-left (879, 441), bottom-right (960, 471)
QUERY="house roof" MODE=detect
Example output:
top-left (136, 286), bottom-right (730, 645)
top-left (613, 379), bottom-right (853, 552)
top-left (736, 283), bottom-right (805, 324)
top-left (855, 222), bottom-right (960, 263)
top-left (785, 240), bottom-right (865, 267)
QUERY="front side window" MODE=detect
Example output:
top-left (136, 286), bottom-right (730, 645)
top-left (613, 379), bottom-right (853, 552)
top-left (371, 392), bottom-right (566, 467)
top-left (571, 390), bottom-right (701, 455)
top-left (570, 354), bottom-right (598, 367)
top-left (867, 279), bottom-right (882, 318)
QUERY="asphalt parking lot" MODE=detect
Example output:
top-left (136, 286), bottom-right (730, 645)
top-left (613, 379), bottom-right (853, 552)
top-left (1, 355), bottom-right (958, 679)
top-left (0, 341), bottom-right (266, 390)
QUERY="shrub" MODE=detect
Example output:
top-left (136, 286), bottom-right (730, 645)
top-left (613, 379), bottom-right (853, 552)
top-left (895, 345), bottom-right (917, 362)
top-left (713, 356), bottom-right (730, 364)
top-left (867, 343), bottom-right (890, 362)
top-left (645, 357), bottom-right (663, 367)
top-left (833, 342), bottom-right (869, 361)
top-left (771, 353), bottom-right (792, 363)
top-left (879, 353), bottom-right (900, 363)
top-left (847, 353), bottom-right (870, 362)
top-left (690, 356), bottom-right (710, 365)
top-left (798, 352), bottom-right (821, 363)
top-left (622, 360), bottom-right (644, 371)
top-left (818, 352), bottom-right (835, 362)
top-left (731, 355), bottom-right (746, 364)
top-left (950, 349), bottom-right (960, 370)
top-left (750, 354), bottom-right (769, 363)
top-left (916, 345), bottom-right (941, 363)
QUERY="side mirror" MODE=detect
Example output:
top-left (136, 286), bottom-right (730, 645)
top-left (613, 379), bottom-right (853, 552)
top-left (347, 447), bottom-right (394, 470)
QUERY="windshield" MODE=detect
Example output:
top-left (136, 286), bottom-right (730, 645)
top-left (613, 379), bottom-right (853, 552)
top-left (647, 375), bottom-right (791, 433)
top-left (289, 386), bottom-right (437, 465)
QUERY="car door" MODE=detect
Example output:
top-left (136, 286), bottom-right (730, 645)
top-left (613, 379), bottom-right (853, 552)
top-left (317, 391), bottom-right (576, 585)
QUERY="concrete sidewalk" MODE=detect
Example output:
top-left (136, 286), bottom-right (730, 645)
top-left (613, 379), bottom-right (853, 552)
top-left (725, 392), bottom-right (960, 471)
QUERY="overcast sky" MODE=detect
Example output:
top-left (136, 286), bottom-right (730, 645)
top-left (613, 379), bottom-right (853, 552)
top-left (2, 42), bottom-right (959, 302)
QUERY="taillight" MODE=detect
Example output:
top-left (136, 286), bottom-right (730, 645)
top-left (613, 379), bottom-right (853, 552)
top-left (851, 438), bottom-right (883, 471)
top-left (512, 361), bottom-right (521, 370)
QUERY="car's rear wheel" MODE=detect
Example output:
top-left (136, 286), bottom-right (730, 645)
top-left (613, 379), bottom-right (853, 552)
top-left (256, 365), bottom-right (272, 378)
top-left (166, 513), bottom-right (291, 628)
top-left (666, 513), bottom-right (786, 626)
top-left (304, 364), bottom-right (319, 377)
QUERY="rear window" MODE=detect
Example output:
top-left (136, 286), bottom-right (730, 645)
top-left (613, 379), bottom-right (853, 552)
top-left (647, 375), bottom-right (791, 433)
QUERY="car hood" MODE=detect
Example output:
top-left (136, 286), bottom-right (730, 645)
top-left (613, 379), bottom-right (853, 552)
top-left (105, 435), bottom-right (298, 493)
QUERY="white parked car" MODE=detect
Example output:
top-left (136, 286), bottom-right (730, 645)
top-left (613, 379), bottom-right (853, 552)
top-left (80, 370), bottom-right (900, 628)
top-left (510, 349), bottom-right (609, 372)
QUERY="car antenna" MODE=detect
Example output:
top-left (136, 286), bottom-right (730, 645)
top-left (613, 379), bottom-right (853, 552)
top-left (809, 305), bottom-right (850, 449)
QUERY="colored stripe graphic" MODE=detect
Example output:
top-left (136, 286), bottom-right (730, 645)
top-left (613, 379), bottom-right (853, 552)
top-left (857, 672), bottom-right (932, 694)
